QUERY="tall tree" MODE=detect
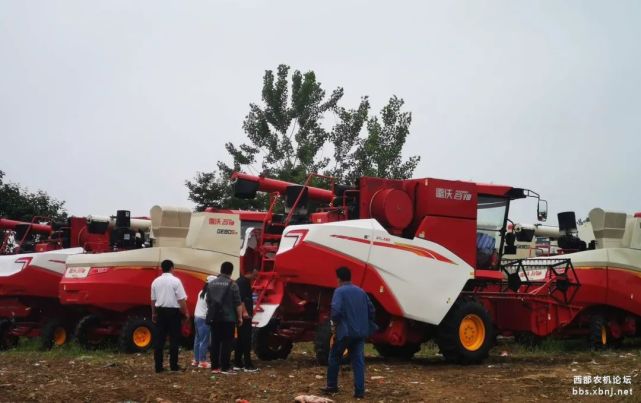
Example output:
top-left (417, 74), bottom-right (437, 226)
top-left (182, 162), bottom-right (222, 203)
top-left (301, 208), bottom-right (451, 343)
top-left (0, 170), bottom-right (67, 222)
top-left (186, 65), bottom-right (420, 210)
top-left (327, 96), bottom-right (419, 184)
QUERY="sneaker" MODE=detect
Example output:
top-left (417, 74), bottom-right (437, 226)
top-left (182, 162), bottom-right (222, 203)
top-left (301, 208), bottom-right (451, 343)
top-left (191, 360), bottom-right (198, 367)
top-left (220, 369), bottom-right (238, 375)
top-left (155, 368), bottom-right (165, 374)
top-left (243, 367), bottom-right (260, 373)
top-left (353, 393), bottom-right (365, 399)
top-left (198, 362), bottom-right (211, 369)
top-left (211, 368), bottom-right (221, 374)
top-left (232, 366), bottom-right (243, 371)
top-left (170, 366), bottom-right (183, 372)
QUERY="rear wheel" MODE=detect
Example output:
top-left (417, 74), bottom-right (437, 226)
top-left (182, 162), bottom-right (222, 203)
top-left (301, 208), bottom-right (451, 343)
top-left (514, 332), bottom-right (543, 349)
top-left (313, 320), bottom-right (351, 365)
top-left (119, 317), bottom-right (154, 353)
top-left (253, 320), bottom-right (293, 361)
top-left (0, 319), bottom-right (18, 350)
top-left (40, 318), bottom-right (71, 350)
top-left (75, 315), bottom-right (107, 349)
top-left (589, 315), bottom-right (615, 350)
top-left (436, 298), bottom-right (494, 364)
top-left (373, 343), bottom-right (421, 360)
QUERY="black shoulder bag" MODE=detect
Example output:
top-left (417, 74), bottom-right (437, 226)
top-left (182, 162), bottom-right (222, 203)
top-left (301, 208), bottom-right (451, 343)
top-left (206, 281), bottom-right (232, 324)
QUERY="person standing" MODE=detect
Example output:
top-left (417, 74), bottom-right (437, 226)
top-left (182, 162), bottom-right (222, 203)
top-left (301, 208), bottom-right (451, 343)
top-left (322, 266), bottom-right (376, 399)
top-left (206, 261), bottom-right (243, 374)
top-left (234, 268), bottom-right (259, 372)
top-left (151, 259), bottom-right (189, 373)
top-left (192, 275), bottom-right (216, 368)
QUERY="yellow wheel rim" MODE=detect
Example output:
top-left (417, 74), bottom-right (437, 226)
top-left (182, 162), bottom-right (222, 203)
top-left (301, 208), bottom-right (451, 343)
top-left (133, 326), bottom-right (152, 348)
top-left (459, 314), bottom-right (486, 352)
top-left (600, 326), bottom-right (607, 345)
top-left (53, 327), bottom-right (67, 346)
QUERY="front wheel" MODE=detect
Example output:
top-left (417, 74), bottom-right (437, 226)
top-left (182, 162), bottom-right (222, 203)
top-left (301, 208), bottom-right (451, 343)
top-left (75, 315), bottom-right (107, 350)
top-left (436, 298), bottom-right (494, 364)
top-left (373, 343), bottom-right (421, 360)
top-left (40, 318), bottom-right (71, 350)
top-left (514, 332), bottom-right (543, 349)
top-left (0, 319), bottom-right (18, 350)
top-left (119, 317), bottom-right (155, 353)
top-left (313, 320), bottom-right (351, 366)
top-left (252, 320), bottom-right (293, 361)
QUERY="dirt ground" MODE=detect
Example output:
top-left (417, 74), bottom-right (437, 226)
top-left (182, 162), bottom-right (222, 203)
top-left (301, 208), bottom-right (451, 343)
top-left (0, 341), bottom-right (639, 403)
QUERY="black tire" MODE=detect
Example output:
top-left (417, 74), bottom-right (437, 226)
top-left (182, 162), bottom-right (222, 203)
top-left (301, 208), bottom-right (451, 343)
top-left (373, 343), bottom-right (421, 360)
top-left (313, 320), bottom-right (333, 365)
top-left (436, 298), bottom-right (494, 364)
top-left (514, 332), bottom-right (543, 349)
top-left (589, 315), bottom-right (610, 350)
top-left (252, 320), bottom-right (293, 361)
top-left (118, 317), bottom-right (155, 353)
top-left (75, 314), bottom-right (106, 350)
top-left (314, 320), bottom-right (332, 365)
top-left (314, 320), bottom-right (353, 366)
top-left (0, 319), bottom-right (18, 350)
top-left (40, 318), bottom-right (71, 350)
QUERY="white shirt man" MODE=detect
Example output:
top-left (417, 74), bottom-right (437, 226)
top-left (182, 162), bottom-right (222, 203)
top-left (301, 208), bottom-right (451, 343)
top-left (151, 272), bottom-right (188, 308)
top-left (150, 260), bottom-right (189, 373)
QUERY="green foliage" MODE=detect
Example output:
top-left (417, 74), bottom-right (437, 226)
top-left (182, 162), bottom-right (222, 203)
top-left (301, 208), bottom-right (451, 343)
top-left (185, 164), bottom-right (267, 210)
top-left (186, 65), bottom-right (420, 210)
top-left (0, 170), bottom-right (67, 221)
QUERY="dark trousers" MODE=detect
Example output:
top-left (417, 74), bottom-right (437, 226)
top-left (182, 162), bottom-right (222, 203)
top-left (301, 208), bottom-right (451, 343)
top-left (154, 307), bottom-right (181, 371)
top-left (234, 319), bottom-right (253, 368)
top-left (210, 321), bottom-right (235, 371)
top-left (327, 337), bottom-right (366, 396)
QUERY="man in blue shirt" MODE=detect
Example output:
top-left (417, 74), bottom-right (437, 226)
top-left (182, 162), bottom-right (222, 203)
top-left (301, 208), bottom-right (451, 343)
top-left (322, 266), bottom-right (376, 399)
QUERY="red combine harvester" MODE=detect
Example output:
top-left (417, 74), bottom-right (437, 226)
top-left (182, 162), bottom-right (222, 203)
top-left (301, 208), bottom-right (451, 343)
top-left (0, 212), bottom-right (149, 349)
top-left (235, 172), bottom-right (641, 363)
top-left (59, 206), bottom-right (266, 352)
top-left (231, 172), bottom-right (564, 364)
top-left (484, 208), bottom-right (641, 348)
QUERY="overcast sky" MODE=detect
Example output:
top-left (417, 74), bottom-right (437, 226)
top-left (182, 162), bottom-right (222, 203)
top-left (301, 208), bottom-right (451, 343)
top-left (1, 0), bottom-right (639, 225)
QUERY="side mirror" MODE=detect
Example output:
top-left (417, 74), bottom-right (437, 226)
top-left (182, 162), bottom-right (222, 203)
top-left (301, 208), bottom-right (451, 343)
top-left (537, 199), bottom-right (548, 222)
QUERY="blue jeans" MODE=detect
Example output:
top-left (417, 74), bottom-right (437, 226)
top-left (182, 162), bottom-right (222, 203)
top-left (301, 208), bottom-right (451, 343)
top-left (193, 317), bottom-right (210, 362)
top-left (327, 337), bottom-right (365, 396)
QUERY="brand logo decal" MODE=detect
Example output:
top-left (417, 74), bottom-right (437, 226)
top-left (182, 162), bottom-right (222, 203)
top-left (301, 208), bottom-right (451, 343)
top-left (435, 188), bottom-right (472, 201)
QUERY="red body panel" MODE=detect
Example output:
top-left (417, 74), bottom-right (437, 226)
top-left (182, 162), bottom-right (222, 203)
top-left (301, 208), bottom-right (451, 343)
top-left (275, 242), bottom-right (368, 290)
top-left (0, 264), bottom-right (62, 299)
top-left (605, 267), bottom-right (641, 316)
top-left (572, 267), bottom-right (608, 306)
top-left (416, 216), bottom-right (476, 268)
top-left (411, 178), bottom-right (477, 220)
top-left (59, 266), bottom-right (207, 314)
top-left (274, 240), bottom-right (405, 318)
top-left (0, 297), bottom-right (32, 318)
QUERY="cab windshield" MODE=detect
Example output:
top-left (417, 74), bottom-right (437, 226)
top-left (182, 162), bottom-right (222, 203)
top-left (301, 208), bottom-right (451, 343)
top-left (476, 196), bottom-right (509, 268)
